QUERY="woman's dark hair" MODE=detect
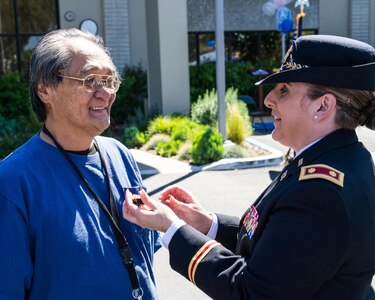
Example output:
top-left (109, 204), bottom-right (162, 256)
top-left (307, 84), bottom-right (375, 130)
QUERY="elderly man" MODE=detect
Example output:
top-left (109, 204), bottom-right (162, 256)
top-left (0, 28), bottom-right (160, 300)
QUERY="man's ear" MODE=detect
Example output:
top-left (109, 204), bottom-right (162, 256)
top-left (315, 93), bottom-right (336, 119)
top-left (37, 83), bottom-right (50, 103)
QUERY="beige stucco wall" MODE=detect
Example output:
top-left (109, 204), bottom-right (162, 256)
top-left (145, 0), bottom-right (191, 115)
top-left (128, 0), bottom-right (148, 67)
top-left (319, 0), bottom-right (350, 37)
top-left (59, 0), bottom-right (104, 37)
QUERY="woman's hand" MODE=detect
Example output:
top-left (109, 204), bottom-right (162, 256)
top-left (122, 189), bottom-right (180, 232)
top-left (158, 185), bottom-right (213, 234)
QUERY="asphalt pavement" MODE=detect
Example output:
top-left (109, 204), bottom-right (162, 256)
top-left (131, 127), bottom-right (375, 300)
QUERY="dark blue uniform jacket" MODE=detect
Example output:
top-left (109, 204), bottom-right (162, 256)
top-left (169, 129), bottom-right (375, 300)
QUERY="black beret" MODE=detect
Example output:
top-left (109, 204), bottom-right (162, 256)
top-left (256, 35), bottom-right (375, 90)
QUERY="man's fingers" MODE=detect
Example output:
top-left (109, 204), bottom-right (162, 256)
top-left (139, 189), bottom-right (157, 210)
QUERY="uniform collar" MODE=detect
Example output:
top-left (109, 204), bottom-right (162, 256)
top-left (278, 129), bottom-right (358, 182)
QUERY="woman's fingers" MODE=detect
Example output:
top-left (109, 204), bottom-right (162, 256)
top-left (159, 185), bottom-right (193, 203)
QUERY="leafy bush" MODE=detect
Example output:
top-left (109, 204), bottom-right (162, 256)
top-left (191, 89), bottom-right (218, 128)
top-left (146, 115), bottom-right (177, 137)
top-left (189, 61), bottom-right (258, 103)
top-left (225, 88), bottom-right (251, 144)
top-left (111, 64), bottom-right (150, 130)
top-left (225, 87), bottom-right (251, 123)
top-left (0, 72), bottom-right (41, 158)
top-left (227, 104), bottom-right (247, 144)
top-left (122, 126), bottom-right (146, 149)
top-left (143, 134), bottom-right (170, 151)
top-left (176, 142), bottom-right (192, 162)
top-left (191, 87), bottom-right (250, 144)
top-left (146, 115), bottom-right (202, 141)
top-left (224, 144), bottom-right (248, 158)
top-left (191, 127), bottom-right (224, 165)
top-left (141, 115), bottom-right (207, 160)
top-left (189, 63), bottom-right (216, 104)
top-left (155, 140), bottom-right (182, 157)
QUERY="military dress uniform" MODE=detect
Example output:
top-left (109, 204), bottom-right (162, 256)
top-left (168, 129), bottom-right (375, 300)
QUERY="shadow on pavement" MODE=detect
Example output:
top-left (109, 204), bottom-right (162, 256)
top-left (147, 171), bottom-right (200, 196)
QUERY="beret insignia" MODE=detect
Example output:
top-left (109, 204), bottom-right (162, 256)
top-left (299, 164), bottom-right (344, 187)
top-left (188, 240), bottom-right (220, 285)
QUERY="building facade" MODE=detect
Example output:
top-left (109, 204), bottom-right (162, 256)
top-left (1, 0), bottom-right (374, 115)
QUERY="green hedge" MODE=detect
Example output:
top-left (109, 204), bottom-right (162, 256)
top-left (189, 61), bottom-right (259, 103)
top-left (0, 73), bottom-right (41, 159)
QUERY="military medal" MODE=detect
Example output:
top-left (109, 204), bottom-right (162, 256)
top-left (242, 206), bottom-right (259, 240)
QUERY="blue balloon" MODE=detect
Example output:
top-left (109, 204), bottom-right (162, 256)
top-left (281, 19), bottom-right (293, 34)
top-left (207, 40), bottom-right (216, 47)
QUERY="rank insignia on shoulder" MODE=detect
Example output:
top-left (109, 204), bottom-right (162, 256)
top-left (299, 164), bottom-right (344, 187)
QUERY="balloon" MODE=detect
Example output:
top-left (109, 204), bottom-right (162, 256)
top-left (262, 1), bottom-right (277, 16)
top-left (273, 0), bottom-right (294, 7)
top-left (274, 0), bottom-right (285, 7)
top-left (281, 18), bottom-right (293, 33)
top-left (207, 40), bottom-right (216, 47)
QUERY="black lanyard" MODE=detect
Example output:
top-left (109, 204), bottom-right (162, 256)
top-left (42, 126), bottom-right (143, 299)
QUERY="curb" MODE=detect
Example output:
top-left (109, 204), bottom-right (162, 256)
top-left (131, 137), bottom-right (284, 175)
top-left (201, 137), bottom-right (284, 171)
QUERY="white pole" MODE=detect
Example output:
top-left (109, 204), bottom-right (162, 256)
top-left (281, 33), bottom-right (286, 63)
top-left (215, 0), bottom-right (226, 141)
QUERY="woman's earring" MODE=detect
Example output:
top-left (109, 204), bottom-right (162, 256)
top-left (314, 115), bottom-right (318, 120)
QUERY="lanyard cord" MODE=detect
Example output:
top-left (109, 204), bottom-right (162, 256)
top-left (42, 126), bottom-right (143, 299)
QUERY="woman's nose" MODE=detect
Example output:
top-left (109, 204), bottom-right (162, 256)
top-left (264, 90), bottom-right (275, 108)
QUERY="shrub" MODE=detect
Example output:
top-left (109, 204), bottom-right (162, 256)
top-left (224, 144), bottom-right (248, 158)
top-left (122, 126), bottom-right (145, 149)
top-left (191, 127), bottom-right (224, 165)
top-left (0, 72), bottom-right (30, 118)
top-left (155, 140), bottom-right (182, 157)
top-left (111, 63), bottom-right (149, 130)
top-left (146, 115), bottom-right (177, 137)
top-left (143, 115), bottom-right (208, 161)
top-left (227, 104), bottom-right (247, 144)
top-left (191, 87), bottom-right (250, 143)
top-left (189, 61), bottom-right (258, 103)
top-left (0, 72), bottom-right (41, 158)
top-left (176, 141), bottom-right (192, 162)
top-left (189, 63), bottom-right (216, 104)
top-left (225, 87), bottom-right (250, 123)
top-left (191, 89), bottom-right (218, 127)
top-left (143, 134), bottom-right (170, 151)
top-left (146, 115), bottom-right (202, 141)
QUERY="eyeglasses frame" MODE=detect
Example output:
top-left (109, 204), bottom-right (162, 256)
top-left (58, 74), bottom-right (121, 93)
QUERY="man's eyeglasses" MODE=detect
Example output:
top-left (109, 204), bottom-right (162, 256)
top-left (58, 74), bottom-right (121, 93)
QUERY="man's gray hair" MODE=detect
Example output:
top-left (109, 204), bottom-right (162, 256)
top-left (29, 28), bottom-right (118, 121)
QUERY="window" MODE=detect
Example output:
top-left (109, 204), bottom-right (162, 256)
top-left (0, 0), bottom-right (59, 75)
top-left (188, 30), bottom-right (317, 69)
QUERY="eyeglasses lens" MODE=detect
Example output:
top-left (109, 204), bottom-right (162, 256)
top-left (83, 74), bottom-right (120, 92)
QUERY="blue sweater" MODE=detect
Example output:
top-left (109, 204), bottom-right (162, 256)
top-left (0, 134), bottom-right (160, 299)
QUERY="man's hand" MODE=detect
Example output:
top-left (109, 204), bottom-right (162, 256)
top-left (122, 189), bottom-right (179, 232)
